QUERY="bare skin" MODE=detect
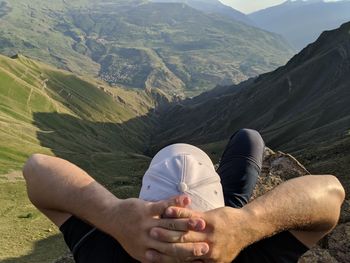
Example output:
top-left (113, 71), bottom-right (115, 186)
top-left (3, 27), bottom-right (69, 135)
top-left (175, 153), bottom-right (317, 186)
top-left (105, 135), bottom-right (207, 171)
top-left (23, 154), bottom-right (208, 263)
top-left (23, 154), bottom-right (345, 263)
top-left (147, 175), bottom-right (345, 263)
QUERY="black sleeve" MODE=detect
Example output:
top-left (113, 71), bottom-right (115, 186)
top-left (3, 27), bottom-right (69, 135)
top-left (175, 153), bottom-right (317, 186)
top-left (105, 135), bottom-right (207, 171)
top-left (59, 216), bottom-right (139, 263)
top-left (233, 231), bottom-right (309, 263)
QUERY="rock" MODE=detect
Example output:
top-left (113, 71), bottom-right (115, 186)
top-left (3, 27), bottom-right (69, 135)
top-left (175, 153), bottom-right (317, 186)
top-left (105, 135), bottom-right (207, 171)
top-left (115, 95), bottom-right (127, 105)
top-left (339, 199), bottom-right (350, 224)
top-left (252, 148), bottom-right (310, 199)
top-left (328, 222), bottom-right (350, 262)
top-left (53, 253), bottom-right (74, 263)
top-left (299, 247), bottom-right (338, 263)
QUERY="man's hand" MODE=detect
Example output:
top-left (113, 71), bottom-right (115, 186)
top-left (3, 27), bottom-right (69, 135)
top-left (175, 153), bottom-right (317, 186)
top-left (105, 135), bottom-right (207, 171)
top-left (146, 206), bottom-right (252, 263)
top-left (113, 197), bottom-right (209, 262)
top-left (147, 175), bottom-right (345, 263)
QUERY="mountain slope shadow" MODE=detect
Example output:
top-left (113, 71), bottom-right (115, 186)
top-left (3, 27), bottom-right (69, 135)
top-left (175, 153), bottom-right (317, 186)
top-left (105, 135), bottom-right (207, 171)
top-left (32, 111), bottom-right (157, 196)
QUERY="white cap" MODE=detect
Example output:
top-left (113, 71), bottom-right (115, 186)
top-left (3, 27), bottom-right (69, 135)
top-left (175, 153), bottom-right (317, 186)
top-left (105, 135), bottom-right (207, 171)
top-left (139, 144), bottom-right (225, 211)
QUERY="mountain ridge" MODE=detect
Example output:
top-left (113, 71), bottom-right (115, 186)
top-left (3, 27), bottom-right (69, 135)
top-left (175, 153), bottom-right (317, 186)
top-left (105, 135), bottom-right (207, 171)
top-left (151, 21), bottom-right (350, 189)
top-left (249, 0), bottom-right (350, 50)
top-left (151, 0), bottom-right (254, 25)
top-left (0, 0), bottom-right (294, 96)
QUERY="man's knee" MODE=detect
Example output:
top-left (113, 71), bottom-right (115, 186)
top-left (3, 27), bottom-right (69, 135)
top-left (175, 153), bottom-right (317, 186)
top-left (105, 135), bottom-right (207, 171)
top-left (228, 129), bottom-right (265, 167)
top-left (233, 128), bottom-right (263, 143)
top-left (230, 129), bottom-right (264, 150)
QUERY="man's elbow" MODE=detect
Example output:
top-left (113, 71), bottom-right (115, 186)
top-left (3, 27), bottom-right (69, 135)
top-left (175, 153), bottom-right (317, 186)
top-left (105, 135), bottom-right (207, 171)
top-left (326, 175), bottom-right (345, 204)
top-left (323, 175), bottom-right (345, 229)
top-left (22, 153), bottom-right (47, 181)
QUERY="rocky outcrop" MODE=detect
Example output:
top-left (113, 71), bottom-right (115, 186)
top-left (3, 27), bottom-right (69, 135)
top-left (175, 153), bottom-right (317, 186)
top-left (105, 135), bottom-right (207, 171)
top-left (53, 253), bottom-right (74, 263)
top-left (252, 147), bottom-right (310, 199)
top-left (54, 148), bottom-right (349, 263)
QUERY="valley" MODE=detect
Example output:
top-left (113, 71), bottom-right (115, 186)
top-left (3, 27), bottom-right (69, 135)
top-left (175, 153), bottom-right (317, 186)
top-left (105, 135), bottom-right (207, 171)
top-left (0, 0), bottom-right (294, 96)
top-left (1, 21), bottom-right (349, 260)
top-left (0, 1), bottom-right (349, 262)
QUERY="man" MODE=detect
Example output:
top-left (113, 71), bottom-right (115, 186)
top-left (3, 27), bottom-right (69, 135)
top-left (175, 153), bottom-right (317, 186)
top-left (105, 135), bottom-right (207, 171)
top-left (23, 129), bottom-right (345, 263)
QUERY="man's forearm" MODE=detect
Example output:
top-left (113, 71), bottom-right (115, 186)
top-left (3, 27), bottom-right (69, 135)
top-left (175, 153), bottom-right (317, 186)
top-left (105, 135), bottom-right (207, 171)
top-left (146, 175), bottom-right (345, 263)
top-left (240, 175), bottom-right (345, 246)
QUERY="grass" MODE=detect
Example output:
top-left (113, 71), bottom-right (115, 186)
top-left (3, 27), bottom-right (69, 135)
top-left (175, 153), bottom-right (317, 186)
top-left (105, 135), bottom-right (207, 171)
top-left (0, 179), bottom-right (67, 263)
top-left (0, 54), bottom-right (157, 262)
top-left (0, 53), bottom-right (156, 172)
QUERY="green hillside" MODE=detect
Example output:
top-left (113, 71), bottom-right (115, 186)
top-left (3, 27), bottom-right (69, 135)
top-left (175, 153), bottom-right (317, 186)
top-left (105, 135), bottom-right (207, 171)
top-left (0, 54), bottom-right (158, 262)
top-left (0, 0), bottom-right (294, 96)
top-left (0, 54), bottom-right (157, 178)
top-left (151, 0), bottom-right (253, 26)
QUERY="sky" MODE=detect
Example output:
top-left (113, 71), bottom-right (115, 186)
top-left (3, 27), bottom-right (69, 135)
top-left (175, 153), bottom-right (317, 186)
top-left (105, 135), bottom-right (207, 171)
top-left (219, 0), bottom-right (287, 14)
top-left (219, 0), bottom-right (346, 13)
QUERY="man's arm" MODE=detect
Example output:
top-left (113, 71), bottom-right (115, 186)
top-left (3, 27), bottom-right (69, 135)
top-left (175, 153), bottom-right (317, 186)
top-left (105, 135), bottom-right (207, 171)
top-left (23, 154), bottom-right (208, 262)
top-left (244, 175), bottom-right (345, 248)
top-left (147, 175), bottom-right (345, 263)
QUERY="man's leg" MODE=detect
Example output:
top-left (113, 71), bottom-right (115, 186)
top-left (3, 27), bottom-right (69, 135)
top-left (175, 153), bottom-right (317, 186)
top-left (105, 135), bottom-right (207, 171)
top-left (217, 128), bottom-right (264, 208)
top-left (216, 129), bottom-right (325, 262)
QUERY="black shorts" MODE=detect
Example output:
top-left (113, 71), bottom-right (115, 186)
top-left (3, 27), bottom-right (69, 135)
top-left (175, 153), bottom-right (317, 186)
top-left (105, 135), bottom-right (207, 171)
top-left (60, 216), bottom-right (308, 263)
top-left (60, 129), bottom-right (308, 262)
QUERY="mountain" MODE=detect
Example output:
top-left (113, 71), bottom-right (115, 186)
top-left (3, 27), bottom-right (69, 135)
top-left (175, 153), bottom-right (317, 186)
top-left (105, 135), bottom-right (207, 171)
top-left (151, 0), bottom-right (254, 25)
top-left (249, 0), bottom-right (350, 50)
top-left (0, 0), bottom-right (294, 96)
top-left (152, 21), bottom-right (350, 190)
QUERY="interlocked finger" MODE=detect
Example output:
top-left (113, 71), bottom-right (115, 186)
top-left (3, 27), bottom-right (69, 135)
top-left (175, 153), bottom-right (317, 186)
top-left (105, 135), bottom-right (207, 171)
top-left (150, 240), bottom-right (209, 262)
top-left (150, 227), bottom-right (207, 243)
top-left (145, 249), bottom-right (205, 263)
top-left (155, 217), bottom-right (206, 232)
top-left (149, 195), bottom-right (191, 216)
top-left (165, 207), bottom-right (202, 219)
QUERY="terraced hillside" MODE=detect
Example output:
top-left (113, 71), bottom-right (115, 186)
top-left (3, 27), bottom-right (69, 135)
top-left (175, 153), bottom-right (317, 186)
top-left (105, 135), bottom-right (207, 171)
top-left (0, 54), bottom-right (159, 262)
top-left (0, 54), bottom-right (159, 178)
top-left (0, 0), bottom-right (294, 96)
top-left (151, 0), bottom-right (253, 25)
